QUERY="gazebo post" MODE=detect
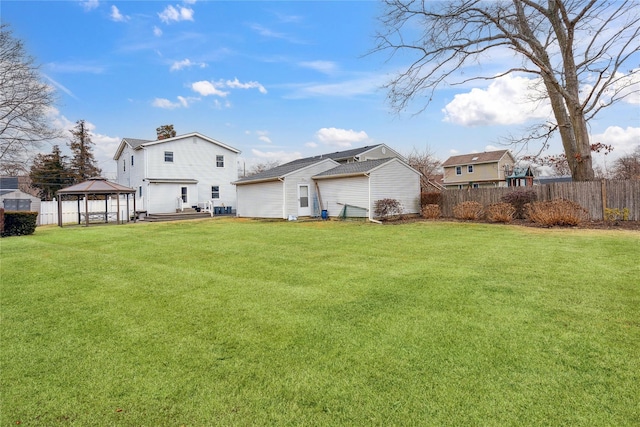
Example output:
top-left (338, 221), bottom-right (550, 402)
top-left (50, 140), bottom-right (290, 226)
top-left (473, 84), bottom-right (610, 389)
top-left (105, 197), bottom-right (109, 223)
top-left (57, 197), bottom-right (62, 227)
top-left (116, 193), bottom-right (121, 224)
top-left (84, 193), bottom-right (89, 227)
top-left (77, 197), bottom-right (81, 225)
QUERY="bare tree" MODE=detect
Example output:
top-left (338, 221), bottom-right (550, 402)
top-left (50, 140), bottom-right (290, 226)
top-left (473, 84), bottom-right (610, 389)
top-left (375, 0), bottom-right (640, 181)
top-left (406, 146), bottom-right (442, 190)
top-left (247, 161), bottom-right (281, 177)
top-left (0, 24), bottom-right (61, 175)
top-left (611, 146), bottom-right (640, 180)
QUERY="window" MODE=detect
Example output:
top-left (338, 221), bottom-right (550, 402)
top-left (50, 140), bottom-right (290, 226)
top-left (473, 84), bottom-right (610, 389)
top-left (181, 187), bottom-right (187, 203)
top-left (123, 159), bottom-right (126, 172)
top-left (131, 155), bottom-right (134, 166)
top-left (211, 186), bottom-right (220, 199)
top-left (472, 183), bottom-right (480, 188)
top-left (3, 199), bottom-right (31, 211)
top-left (139, 186), bottom-right (142, 197)
top-left (216, 155), bottom-right (224, 168)
top-left (468, 165), bottom-right (474, 173)
top-left (165, 151), bottom-right (173, 162)
top-left (455, 166), bottom-right (462, 175)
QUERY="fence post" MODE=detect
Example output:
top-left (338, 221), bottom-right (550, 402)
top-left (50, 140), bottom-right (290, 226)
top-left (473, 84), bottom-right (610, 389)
top-left (601, 180), bottom-right (607, 220)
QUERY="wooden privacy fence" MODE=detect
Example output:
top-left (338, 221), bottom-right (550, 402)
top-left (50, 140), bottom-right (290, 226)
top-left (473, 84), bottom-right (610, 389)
top-left (439, 180), bottom-right (640, 221)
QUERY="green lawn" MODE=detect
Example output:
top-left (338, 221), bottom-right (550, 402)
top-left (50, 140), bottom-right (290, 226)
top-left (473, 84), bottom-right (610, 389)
top-left (1, 219), bottom-right (639, 426)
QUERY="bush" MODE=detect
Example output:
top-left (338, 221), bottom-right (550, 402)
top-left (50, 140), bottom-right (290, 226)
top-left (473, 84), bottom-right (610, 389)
top-left (421, 191), bottom-right (442, 207)
top-left (421, 204), bottom-right (441, 219)
top-left (453, 201), bottom-right (484, 220)
top-left (1, 211), bottom-right (38, 237)
top-left (501, 189), bottom-right (537, 219)
top-left (486, 202), bottom-right (516, 223)
top-left (525, 199), bottom-right (589, 227)
top-left (374, 199), bottom-right (403, 220)
top-left (604, 208), bottom-right (630, 222)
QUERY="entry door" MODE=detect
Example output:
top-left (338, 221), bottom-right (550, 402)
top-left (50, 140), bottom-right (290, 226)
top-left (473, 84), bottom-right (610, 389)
top-left (297, 184), bottom-right (310, 216)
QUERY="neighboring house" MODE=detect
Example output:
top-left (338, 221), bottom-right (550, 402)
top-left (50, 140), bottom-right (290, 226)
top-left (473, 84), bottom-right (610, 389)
top-left (533, 175), bottom-right (573, 185)
top-left (234, 144), bottom-right (421, 220)
top-left (0, 177), bottom-right (41, 214)
top-left (113, 132), bottom-right (240, 214)
top-left (442, 150), bottom-right (516, 189)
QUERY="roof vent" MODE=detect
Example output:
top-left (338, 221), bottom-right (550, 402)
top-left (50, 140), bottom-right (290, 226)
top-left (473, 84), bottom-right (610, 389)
top-left (472, 156), bottom-right (479, 161)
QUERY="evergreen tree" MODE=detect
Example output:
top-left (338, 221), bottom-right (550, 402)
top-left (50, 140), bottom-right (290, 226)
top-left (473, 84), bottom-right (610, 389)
top-left (68, 119), bottom-right (101, 183)
top-left (29, 145), bottom-right (72, 200)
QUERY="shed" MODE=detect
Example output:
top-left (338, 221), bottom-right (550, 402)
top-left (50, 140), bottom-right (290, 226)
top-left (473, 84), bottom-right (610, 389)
top-left (56, 177), bottom-right (136, 227)
top-left (313, 158), bottom-right (421, 220)
top-left (0, 177), bottom-right (41, 217)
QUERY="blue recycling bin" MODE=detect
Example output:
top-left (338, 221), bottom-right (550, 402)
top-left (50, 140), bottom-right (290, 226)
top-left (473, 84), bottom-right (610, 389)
top-left (321, 209), bottom-right (328, 220)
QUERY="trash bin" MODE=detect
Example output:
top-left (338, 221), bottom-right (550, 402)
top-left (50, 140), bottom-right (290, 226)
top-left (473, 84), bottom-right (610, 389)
top-left (321, 209), bottom-right (328, 220)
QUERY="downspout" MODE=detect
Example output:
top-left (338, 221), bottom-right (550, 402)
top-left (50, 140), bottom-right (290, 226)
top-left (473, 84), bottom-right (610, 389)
top-left (280, 177), bottom-right (286, 219)
top-left (366, 172), bottom-right (381, 223)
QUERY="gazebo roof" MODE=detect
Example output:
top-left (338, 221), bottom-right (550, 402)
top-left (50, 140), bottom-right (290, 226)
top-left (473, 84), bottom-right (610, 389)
top-left (57, 177), bottom-right (135, 195)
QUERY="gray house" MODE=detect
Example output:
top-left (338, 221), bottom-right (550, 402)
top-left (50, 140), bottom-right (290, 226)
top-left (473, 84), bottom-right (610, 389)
top-left (234, 145), bottom-right (421, 220)
top-left (0, 177), bottom-right (41, 215)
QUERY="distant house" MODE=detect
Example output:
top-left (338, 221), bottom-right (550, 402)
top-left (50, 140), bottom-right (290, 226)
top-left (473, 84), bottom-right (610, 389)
top-left (113, 132), bottom-right (240, 214)
top-left (0, 177), bottom-right (41, 215)
top-left (234, 144), bottom-right (421, 220)
top-left (442, 150), bottom-right (516, 189)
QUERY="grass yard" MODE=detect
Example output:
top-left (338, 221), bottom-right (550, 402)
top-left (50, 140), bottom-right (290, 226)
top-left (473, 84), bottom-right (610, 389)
top-left (1, 218), bottom-right (639, 426)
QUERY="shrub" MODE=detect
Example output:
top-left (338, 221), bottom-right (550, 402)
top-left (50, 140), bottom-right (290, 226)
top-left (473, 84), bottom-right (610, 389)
top-left (525, 199), bottom-right (589, 227)
top-left (374, 198), bottom-right (403, 220)
top-left (421, 191), bottom-right (442, 207)
top-left (486, 202), bottom-right (516, 223)
top-left (421, 204), bottom-right (441, 219)
top-left (501, 189), bottom-right (537, 219)
top-left (1, 211), bottom-right (38, 237)
top-left (453, 201), bottom-right (484, 220)
top-left (604, 208), bottom-right (630, 222)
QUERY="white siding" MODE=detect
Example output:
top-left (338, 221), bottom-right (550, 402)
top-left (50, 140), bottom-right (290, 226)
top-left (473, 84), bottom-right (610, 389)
top-left (116, 134), bottom-right (239, 214)
top-left (370, 161), bottom-right (421, 214)
top-left (316, 176), bottom-right (369, 218)
top-left (236, 181), bottom-right (283, 218)
top-left (283, 160), bottom-right (338, 217)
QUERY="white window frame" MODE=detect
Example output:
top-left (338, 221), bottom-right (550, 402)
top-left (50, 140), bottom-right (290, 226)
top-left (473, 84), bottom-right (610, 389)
top-left (165, 151), bottom-right (174, 162)
top-left (468, 165), bottom-right (474, 173)
top-left (216, 155), bottom-right (224, 168)
top-left (211, 185), bottom-right (220, 199)
top-left (455, 166), bottom-right (462, 175)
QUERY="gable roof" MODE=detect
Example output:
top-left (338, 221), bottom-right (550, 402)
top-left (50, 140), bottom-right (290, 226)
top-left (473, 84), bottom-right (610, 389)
top-left (234, 158), bottom-right (338, 185)
top-left (313, 157), bottom-right (419, 179)
top-left (113, 132), bottom-right (240, 160)
top-left (442, 150), bottom-right (514, 167)
top-left (57, 177), bottom-right (135, 195)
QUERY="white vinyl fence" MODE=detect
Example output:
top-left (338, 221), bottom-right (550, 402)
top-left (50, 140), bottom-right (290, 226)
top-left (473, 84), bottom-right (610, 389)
top-left (39, 197), bottom-right (136, 226)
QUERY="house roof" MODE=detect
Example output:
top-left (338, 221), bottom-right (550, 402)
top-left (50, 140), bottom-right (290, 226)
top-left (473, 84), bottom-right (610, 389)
top-left (235, 158), bottom-right (337, 185)
top-left (57, 177), bottom-right (135, 195)
top-left (313, 158), bottom-right (419, 179)
top-left (442, 150), bottom-right (514, 167)
top-left (507, 166), bottom-right (534, 178)
top-left (0, 177), bottom-right (19, 190)
top-left (113, 132), bottom-right (240, 160)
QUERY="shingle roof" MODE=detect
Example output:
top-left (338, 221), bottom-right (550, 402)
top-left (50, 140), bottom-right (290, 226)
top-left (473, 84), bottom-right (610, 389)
top-left (123, 138), bottom-right (153, 149)
top-left (442, 150), bottom-right (511, 167)
top-left (57, 177), bottom-right (135, 195)
top-left (313, 158), bottom-right (393, 178)
top-left (235, 158), bottom-right (329, 184)
top-left (292, 144), bottom-right (384, 164)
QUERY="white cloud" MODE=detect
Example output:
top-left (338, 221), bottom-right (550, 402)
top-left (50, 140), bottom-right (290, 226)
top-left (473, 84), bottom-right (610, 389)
top-left (316, 128), bottom-right (369, 148)
top-left (305, 141), bottom-right (318, 148)
top-left (170, 58), bottom-right (206, 71)
top-left (191, 81), bottom-right (228, 97)
top-left (152, 96), bottom-right (194, 109)
top-left (443, 74), bottom-right (552, 126)
top-left (590, 126), bottom-right (640, 158)
top-left (256, 130), bottom-right (272, 143)
top-left (287, 74), bottom-right (384, 99)
top-left (158, 5), bottom-right (194, 23)
top-left (80, 0), bottom-right (99, 12)
top-left (299, 61), bottom-right (338, 75)
top-left (226, 78), bottom-right (267, 94)
top-left (110, 5), bottom-right (128, 22)
top-left (153, 26), bottom-right (163, 37)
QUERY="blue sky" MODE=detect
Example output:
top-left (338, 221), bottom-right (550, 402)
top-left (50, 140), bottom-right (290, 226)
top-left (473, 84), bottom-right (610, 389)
top-left (4, 0), bottom-right (639, 178)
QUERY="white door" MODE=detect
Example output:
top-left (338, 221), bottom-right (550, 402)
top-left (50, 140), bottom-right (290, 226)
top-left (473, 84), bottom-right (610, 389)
top-left (297, 184), bottom-right (311, 216)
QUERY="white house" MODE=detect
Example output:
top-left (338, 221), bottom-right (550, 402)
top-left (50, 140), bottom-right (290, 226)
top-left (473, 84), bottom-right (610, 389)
top-left (234, 145), bottom-right (421, 220)
top-left (113, 132), bottom-right (240, 214)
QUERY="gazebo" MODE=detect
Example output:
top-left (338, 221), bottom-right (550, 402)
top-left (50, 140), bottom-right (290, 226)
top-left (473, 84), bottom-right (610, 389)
top-left (56, 177), bottom-right (136, 227)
